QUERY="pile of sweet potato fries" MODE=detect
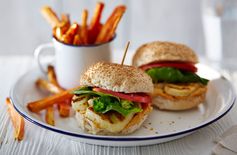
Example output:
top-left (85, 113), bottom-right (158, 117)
top-left (41, 2), bottom-right (126, 45)
top-left (28, 66), bottom-right (75, 126)
top-left (6, 66), bottom-right (75, 141)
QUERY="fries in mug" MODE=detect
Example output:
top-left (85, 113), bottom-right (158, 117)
top-left (73, 34), bottom-right (82, 45)
top-left (80, 9), bottom-right (89, 44)
top-left (88, 2), bottom-right (104, 43)
top-left (41, 2), bottom-right (126, 45)
top-left (61, 13), bottom-right (70, 25)
top-left (95, 6), bottom-right (126, 44)
top-left (41, 6), bottom-right (61, 27)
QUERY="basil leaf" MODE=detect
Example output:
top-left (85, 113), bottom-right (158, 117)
top-left (93, 96), bottom-right (142, 117)
top-left (146, 67), bottom-right (209, 85)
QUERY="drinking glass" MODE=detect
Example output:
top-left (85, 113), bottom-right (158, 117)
top-left (202, 0), bottom-right (237, 71)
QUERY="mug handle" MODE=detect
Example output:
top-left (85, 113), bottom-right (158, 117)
top-left (34, 43), bottom-right (54, 74)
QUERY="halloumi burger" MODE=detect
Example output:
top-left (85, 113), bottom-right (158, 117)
top-left (132, 41), bottom-right (209, 111)
top-left (72, 62), bottom-right (153, 135)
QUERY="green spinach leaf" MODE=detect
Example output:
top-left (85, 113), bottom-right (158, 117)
top-left (146, 67), bottom-right (209, 85)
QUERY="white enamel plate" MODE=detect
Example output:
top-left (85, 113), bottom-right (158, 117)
top-left (10, 64), bottom-right (235, 146)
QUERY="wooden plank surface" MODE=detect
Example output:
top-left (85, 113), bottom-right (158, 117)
top-left (0, 56), bottom-right (236, 155)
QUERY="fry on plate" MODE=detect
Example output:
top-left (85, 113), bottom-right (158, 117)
top-left (58, 100), bottom-right (70, 117)
top-left (6, 98), bottom-right (25, 141)
top-left (41, 6), bottom-right (61, 28)
top-left (47, 65), bottom-right (71, 117)
top-left (95, 5), bottom-right (126, 44)
top-left (35, 79), bottom-right (64, 94)
top-left (27, 89), bottom-right (74, 113)
top-left (45, 106), bottom-right (55, 126)
top-left (47, 65), bottom-right (60, 87)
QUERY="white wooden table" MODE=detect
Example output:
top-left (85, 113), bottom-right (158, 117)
top-left (0, 55), bottom-right (236, 155)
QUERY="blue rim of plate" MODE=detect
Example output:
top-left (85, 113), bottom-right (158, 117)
top-left (10, 71), bottom-right (236, 141)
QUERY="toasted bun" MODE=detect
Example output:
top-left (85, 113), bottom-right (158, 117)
top-left (133, 41), bottom-right (198, 67)
top-left (152, 83), bottom-right (207, 110)
top-left (75, 104), bottom-right (152, 135)
top-left (80, 62), bottom-right (153, 93)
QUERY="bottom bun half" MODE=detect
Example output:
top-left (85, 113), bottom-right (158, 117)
top-left (153, 94), bottom-right (206, 111)
top-left (152, 83), bottom-right (207, 111)
top-left (75, 104), bottom-right (153, 135)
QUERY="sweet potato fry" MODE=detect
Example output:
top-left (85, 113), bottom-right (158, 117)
top-left (73, 34), bottom-right (82, 45)
top-left (60, 14), bottom-right (71, 34)
top-left (47, 66), bottom-right (72, 117)
top-left (47, 65), bottom-right (60, 87)
top-left (88, 2), bottom-right (104, 43)
top-left (53, 23), bottom-right (70, 42)
top-left (53, 27), bottom-right (61, 40)
top-left (45, 106), bottom-right (55, 126)
top-left (62, 23), bottom-right (80, 44)
top-left (80, 9), bottom-right (89, 44)
top-left (60, 22), bottom-right (71, 34)
top-left (35, 79), bottom-right (64, 94)
top-left (61, 13), bottom-right (70, 25)
top-left (103, 16), bottom-right (121, 42)
top-left (27, 89), bottom-right (74, 113)
top-left (41, 6), bottom-right (61, 27)
top-left (61, 34), bottom-right (73, 44)
top-left (95, 5), bottom-right (126, 44)
top-left (58, 100), bottom-right (70, 117)
top-left (46, 65), bottom-right (72, 117)
top-left (6, 98), bottom-right (25, 141)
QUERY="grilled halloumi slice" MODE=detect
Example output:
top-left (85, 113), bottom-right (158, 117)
top-left (164, 83), bottom-right (198, 97)
top-left (85, 108), bottom-right (135, 133)
top-left (153, 83), bottom-right (204, 98)
top-left (72, 96), bottom-right (139, 133)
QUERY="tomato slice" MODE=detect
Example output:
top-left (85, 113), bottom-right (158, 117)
top-left (140, 61), bottom-right (197, 72)
top-left (93, 88), bottom-right (151, 104)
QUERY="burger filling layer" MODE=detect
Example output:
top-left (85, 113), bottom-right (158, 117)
top-left (72, 87), bottom-right (150, 133)
top-left (140, 62), bottom-right (209, 97)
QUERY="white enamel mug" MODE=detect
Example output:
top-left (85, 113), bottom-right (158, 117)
top-left (34, 37), bottom-right (113, 89)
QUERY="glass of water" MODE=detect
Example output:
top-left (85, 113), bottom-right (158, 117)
top-left (202, 0), bottom-right (237, 70)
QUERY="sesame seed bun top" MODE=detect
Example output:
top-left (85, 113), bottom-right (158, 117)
top-left (80, 62), bottom-right (153, 93)
top-left (132, 41), bottom-right (198, 67)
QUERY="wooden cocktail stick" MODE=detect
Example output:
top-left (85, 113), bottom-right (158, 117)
top-left (121, 41), bottom-right (130, 65)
